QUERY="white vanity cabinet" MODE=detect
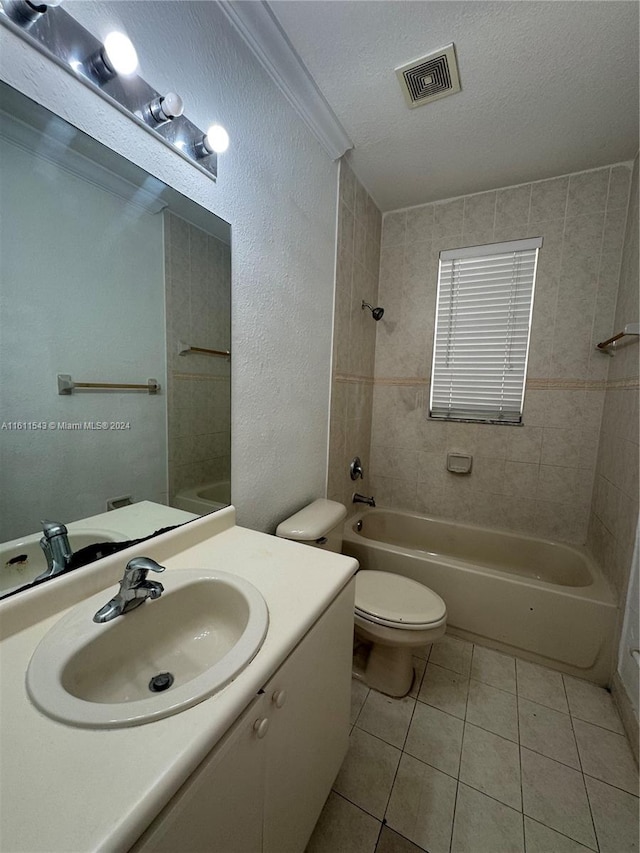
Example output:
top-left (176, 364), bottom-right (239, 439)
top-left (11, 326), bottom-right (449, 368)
top-left (131, 579), bottom-right (355, 853)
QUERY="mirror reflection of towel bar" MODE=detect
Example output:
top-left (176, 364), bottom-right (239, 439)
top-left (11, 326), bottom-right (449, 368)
top-left (57, 374), bottom-right (160, 395)
top-left (178, 341), bottom-right (230, 358)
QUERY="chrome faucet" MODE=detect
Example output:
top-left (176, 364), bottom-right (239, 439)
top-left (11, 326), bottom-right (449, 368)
top-left (36, 521), bottom-right (73, 581)
top-left (93, 557), bottom-right (165, 623)
top-left (352, 493), bottom-right (376, 507)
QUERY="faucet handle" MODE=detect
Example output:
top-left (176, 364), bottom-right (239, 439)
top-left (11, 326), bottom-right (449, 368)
top-left (123, 557), bottom-right (166, 586)
top-left (40, 520), bottom-right (68, 538)
top-left (126, 557), bottom-right (165, 574)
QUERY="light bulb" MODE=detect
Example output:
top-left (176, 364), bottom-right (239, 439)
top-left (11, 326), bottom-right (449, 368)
top-left (102, 31), bottom-right (138, 76)
top-left (159, 92), bottom-right (183, 119)
top-left (204, 124), bottom-right (229, 154)
top-left (146, 92), bottom-right (184, 124)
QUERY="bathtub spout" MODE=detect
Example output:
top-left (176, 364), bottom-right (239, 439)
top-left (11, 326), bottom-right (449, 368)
top-left (353, 493), bottom-right (376, 507)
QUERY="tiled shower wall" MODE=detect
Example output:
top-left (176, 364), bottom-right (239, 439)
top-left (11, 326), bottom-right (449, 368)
top-left (588, 155), bottom-right (639, 602)
top-left (369, 163), bottom-right (633, 544)
top-left (164, 212), bottom-right (231, 503)
top-left (327, 161), bottom-right (382, 507)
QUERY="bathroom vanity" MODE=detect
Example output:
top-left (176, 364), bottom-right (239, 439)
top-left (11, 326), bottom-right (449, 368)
top-left (0, 506), bottom-right (358, 852)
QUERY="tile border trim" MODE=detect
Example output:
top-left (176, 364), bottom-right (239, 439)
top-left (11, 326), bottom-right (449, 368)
top-left (334, 374), bottom-right (639, 391)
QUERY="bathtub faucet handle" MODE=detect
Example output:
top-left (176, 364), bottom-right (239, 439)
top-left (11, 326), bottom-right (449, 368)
top-left (350, 457), bottom-right (364, 480)
top-left (353, 493), bottom-right (376, 508)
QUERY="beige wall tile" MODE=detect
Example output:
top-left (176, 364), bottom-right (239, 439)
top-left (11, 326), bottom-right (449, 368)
top-left (506, 426), bottom-right (543, 464)
top-left (382, 210), bottom-right (407, 247)
top-left (530, 176), bottom-right (569, 222)
top-left (462, 191), bottom-right (496, 236)
top-left (587, 156), bottom-right (638, 595)
top-left (433, 198), bottom-right (464, 238)
top-left (405, 204), bottom-right (434, 244)
top-left (495, 183), bottom-right (531, 228)
top-left (339, 162), bottom-right (634, 559)
top-left (567, 167), bottom-right (610, 218)
top-left (606, 162), bottom-right (633, 210)
top-left (503, 461), bottom-right (540, 498)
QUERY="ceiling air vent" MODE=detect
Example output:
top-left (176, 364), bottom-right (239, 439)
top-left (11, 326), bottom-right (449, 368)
top-left (395, 44), bottom-right (461, 109)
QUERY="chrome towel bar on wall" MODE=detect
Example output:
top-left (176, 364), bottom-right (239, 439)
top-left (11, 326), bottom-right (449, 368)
top-left (57, 374), bottom-right (160, 394)
top-left (596, 322), bottom-right (639, 355)
top-left (177, 341), bottom-right (231, 358)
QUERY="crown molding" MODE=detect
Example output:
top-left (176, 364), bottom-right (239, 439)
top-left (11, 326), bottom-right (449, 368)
top-left (217, 0), bottom-right (353, 161)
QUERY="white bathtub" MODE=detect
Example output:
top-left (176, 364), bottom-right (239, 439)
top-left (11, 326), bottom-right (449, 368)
top-left (171, 481), bottom-right (230, 516)
top-left (342, 508), bottom-right (617, 685)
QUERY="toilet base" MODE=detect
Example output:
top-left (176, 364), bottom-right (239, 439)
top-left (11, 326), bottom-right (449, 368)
top-left (354, 617), bottom-right (447, 698)
top-left (362, 642), bottom-right (416, 698)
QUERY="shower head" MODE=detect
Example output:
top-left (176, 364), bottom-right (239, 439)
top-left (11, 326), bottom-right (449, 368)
top-left (362, 300), bottom-right (384, 321)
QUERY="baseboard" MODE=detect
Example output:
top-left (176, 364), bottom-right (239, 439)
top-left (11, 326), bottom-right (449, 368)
top-left (611, 670), bottom-right (639, 766)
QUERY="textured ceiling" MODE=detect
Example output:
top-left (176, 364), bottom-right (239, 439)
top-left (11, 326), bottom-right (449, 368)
top-left (270, 1), bottom-right (640, 211)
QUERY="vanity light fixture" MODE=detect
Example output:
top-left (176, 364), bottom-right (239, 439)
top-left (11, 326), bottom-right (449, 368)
top-left (144, 92), bottom-right (184, 126)
top-left (0, 2), bottom-right (224, 180)
top-left (88, 31), bottom-right (139, 82)
top-left (196, 123), bottom-right (230, 158)
top-left (3, 0), bottom-right (62, 25)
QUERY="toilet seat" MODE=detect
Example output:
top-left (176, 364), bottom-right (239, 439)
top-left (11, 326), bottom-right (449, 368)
top-left (355, 570), bottom-right (447, 631)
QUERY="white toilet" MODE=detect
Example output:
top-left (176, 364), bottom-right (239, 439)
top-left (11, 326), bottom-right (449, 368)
top-left (276, 499), bottom-right (447, 697)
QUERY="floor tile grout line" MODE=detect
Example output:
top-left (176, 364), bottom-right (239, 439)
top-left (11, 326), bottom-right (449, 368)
top-left (380, 822), bottom-right (429, 853)
top-left (456, 773), bottom-right (526, 815)
top-left (400, 668), bottom-right (422, 753)
top-left (329, 789), bottom-right (383, 827)
top-left (352, 683), bottom-right (370, 727)
top-left (569, 710), bottom-right (630, 738)
top-left (524, 814), bottom-right (603, 853)
top-left (380, 662), bottom-right (425, 829)
top-left (372, 815), bottom-right (385, 853)
top-left (403, 740), bottom-right (464, 786)
top-left (515, 658), bottom-right (525, 838)
top-left (468, 673), bottom-right (517, 697)
top-left (347, 646), bottom-right (636, 853)
top-left (401, 720), bottom-right (622, 852)
top-left (449, 779), bottom-right (460, 853)
top-left (353, 690), bottom-right (417, 751)
top-left (561, 671), bottom-right (629, 737)
top-left (470, 644), bottom-right (519, 695)
top-left (561, 673), bottom-right (601, 853)
top-left (582, 771), bottom-right (640, 799)
top-left (513, 657), bottom-right (527, 853)
top-left (352, 718), bottom-right (406, 755)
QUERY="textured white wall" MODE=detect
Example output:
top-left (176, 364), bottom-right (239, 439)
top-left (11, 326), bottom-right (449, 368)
top-left (0, 1), bottom-right (338, 532)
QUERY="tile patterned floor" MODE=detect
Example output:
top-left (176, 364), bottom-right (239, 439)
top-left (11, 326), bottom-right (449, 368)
top-left (306, 636), bottom-right (639, 853)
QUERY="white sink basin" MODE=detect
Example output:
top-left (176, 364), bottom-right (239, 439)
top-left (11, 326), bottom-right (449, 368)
top-left (26, 569), bottom-right (269, 728)
top-left (0, 528), bottom-right (123, 596)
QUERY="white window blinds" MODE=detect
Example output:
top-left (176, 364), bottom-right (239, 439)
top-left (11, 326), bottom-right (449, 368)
top-left (429, 237), bottom-right (542, 424)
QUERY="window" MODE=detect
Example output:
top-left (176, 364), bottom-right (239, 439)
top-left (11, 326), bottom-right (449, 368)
top-left (429, 237), bottom-right (542, 424)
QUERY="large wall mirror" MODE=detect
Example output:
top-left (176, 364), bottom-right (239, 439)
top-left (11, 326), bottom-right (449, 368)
top-left (0, 81), bottom-right (231, 581)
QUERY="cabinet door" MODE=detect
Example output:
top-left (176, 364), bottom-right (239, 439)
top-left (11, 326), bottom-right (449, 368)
top-left (262, 580), bottom-right (355, 853)
top-left (131, 694), bottom-right (268, 853)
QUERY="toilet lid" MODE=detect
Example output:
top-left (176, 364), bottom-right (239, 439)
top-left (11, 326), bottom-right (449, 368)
top-left (354, 571), bottom-right (446, 627)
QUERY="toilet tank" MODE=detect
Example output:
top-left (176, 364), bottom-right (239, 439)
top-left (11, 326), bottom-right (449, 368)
top-left (276, 499), bottom-right (347, 553)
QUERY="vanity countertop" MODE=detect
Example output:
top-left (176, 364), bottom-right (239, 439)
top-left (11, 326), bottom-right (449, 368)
top-left (0, 505), bottom-right (358, 853)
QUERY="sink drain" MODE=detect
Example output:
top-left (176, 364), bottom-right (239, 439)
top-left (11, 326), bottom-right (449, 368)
top-left (149, 672), bottom-right (174, 692)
